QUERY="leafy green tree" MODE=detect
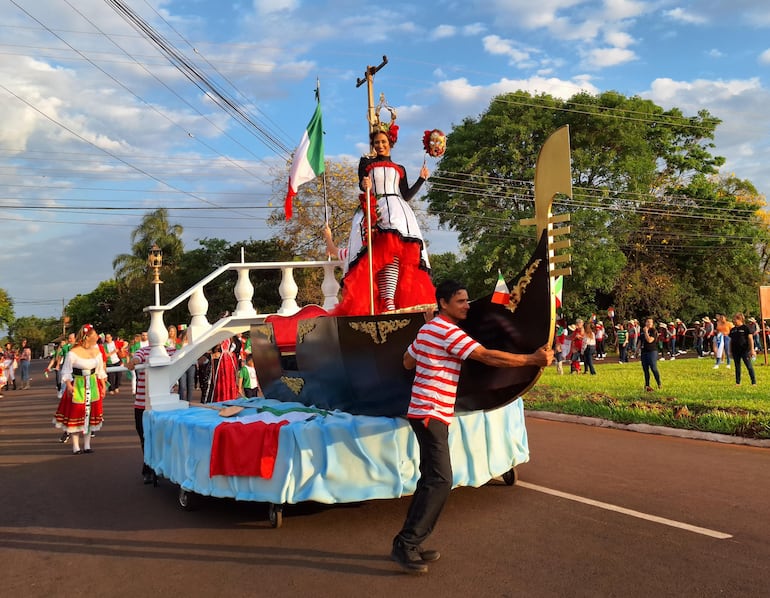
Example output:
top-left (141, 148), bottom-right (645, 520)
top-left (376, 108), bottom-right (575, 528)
top-left (424, 90), bottom-right (766, 320)
top-left (168, 237), bottom-right (296, 324)
top-left (266, 158), bottom-right (362, 303)
top-left (7, 316), bottom-right (61, 356)
top-left (268, 158), bottom-right (360, 259)
top-left (112, 208), bottom-right (184, 286)
top-left (65, 280), bottom-right (141, 337)
top-left (0, 287), bottom-right (14, 329)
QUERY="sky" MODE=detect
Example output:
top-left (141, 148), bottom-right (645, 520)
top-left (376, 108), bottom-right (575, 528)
top-left (2, 0), bottom-right (770, 319)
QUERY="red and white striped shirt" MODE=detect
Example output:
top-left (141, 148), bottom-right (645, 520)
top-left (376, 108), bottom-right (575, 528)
top-left (406, 315), bottom-right (481, 425)
top-left (133, 345), bottom-right (176, 409)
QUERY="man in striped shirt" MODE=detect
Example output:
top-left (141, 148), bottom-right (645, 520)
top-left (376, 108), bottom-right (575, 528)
top-left (391, 280), bottom-right (553, 574)
top-left (128, 344), bottom-right (177, 484)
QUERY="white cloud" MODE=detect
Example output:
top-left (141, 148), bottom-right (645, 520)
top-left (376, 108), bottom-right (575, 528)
top-left (584, 47), bottom-right (637, 68)
top-left (603, 0), bottom-right (646, 20)
top-left (645, 76), bottom-right (770, 194)
top-left (663, 7), bottom-right (707, 25)
top-left (604, 30), bottom-right (635, 49)
top-left (707, 48), bottom-right (723, 58)
top-left (463, 23), bottom-right (486, 36)
top-left (434, 75), bottom-right (598, 110)
top-left (253, 0), bottom-right (298, 15)
top-left (760, 49), bottom-right (770, 65)
top-left (476, 0), bottom-right (649, 44)
top-left (483, 0), bottom-right (586, 30)
top-left (431, 24), bottom-right (457, 40)
top-left (482, 35), bottom-right (532, 66)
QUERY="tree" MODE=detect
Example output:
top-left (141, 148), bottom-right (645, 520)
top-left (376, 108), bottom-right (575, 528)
top-left (168, 237), bottom-right (296, 323)
top-left (424, 90), bottom-right (766, 320)
top-left (268, 158), bottom-right (360, 259)
top-left (0, 287), bottom-right (14, 330)
top-left (112, 208), bottom-right (185, 286)
top-left (267, 159), bottom-right (361, 303)
top-left (7, 316), bottom-right (61, 357)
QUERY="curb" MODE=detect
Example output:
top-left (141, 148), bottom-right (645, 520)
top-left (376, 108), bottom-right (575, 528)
top-left (525, 410), bottom-right (770, 449)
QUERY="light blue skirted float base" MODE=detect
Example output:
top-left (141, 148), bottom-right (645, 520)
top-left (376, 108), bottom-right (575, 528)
top-left (143, 397), bottom-right (529, 505)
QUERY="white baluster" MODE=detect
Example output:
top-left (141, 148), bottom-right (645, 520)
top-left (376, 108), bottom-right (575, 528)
top-left (187, 286), bottom-right (210, 344)
top-left (147, 307), bottom-right (170, 365)
top-left (277, 266), bottom-right (299, 315)
top-left (233, 266), bottom-right (257, 316)
top-left (321, 263), bottom-right (340, 310)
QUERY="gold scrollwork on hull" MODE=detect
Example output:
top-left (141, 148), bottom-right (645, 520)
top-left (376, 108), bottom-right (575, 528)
top-left (296, 320), bottom-right (318, 345)
top-left (506, 259), bottom-right (542, 314)
top-left (348, 318), bottom-right (412, 344)
top-left (281, 376), bottom-right (305, 395)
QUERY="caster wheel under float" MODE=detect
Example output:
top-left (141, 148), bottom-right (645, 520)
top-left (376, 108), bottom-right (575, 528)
top-left (178, 487), bottom-right (196, 511)
top-left (502, 467), bottom-right (519, 486)
top-left (268, 503), bottom-right (283, 528)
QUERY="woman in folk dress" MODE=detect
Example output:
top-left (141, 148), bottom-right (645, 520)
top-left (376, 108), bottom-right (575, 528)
top-left (53, 324), bottom-right (107, 454)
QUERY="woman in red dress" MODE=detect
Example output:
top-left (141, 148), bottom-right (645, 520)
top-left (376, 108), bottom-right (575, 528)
top-left (53, 324), bottom-right (107, 454)
top-left (323, 128), bottom-right (435, 315)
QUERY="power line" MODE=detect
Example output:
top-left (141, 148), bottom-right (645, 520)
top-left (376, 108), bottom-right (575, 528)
top-left (104, 0), bottom-right (293, 157)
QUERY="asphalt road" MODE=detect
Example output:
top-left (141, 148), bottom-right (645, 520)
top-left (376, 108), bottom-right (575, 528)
top-left (2, 360), bottom-right (769, 597)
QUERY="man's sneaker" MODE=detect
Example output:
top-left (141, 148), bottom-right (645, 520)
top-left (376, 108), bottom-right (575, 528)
top-left (391, 539), bottom-right (428, 574)
top-left (418, 546), bottom-right (441, 562)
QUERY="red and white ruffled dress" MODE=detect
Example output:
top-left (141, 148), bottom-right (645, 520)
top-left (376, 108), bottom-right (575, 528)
top-left (53, 352), bottom-right (106, 433)
top-left (334, 157), bottom-right (435, 315)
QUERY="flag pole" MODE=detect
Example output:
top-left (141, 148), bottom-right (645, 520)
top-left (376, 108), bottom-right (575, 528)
top-left (315, 78), bottom-right (330, 226)
top-left (357, 58), bottom-right (387, 315)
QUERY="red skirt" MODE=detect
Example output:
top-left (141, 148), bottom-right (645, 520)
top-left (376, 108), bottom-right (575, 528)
top-left (333, 231), bottom-right (435, 316)
top-left (53, 383), bottom-right (105, 433)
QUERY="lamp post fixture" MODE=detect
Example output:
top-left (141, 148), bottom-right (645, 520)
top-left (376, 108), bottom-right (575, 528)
top-left (146, 243), bottom-right (170, 365)
top-left (148, 244), bottom-right (163, 306)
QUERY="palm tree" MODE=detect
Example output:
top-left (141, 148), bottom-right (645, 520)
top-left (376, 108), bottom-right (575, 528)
top-left (112, 208), bottom-right (184, 285)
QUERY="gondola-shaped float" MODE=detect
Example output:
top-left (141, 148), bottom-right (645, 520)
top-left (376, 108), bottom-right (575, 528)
top-left (143, 64), bottom-right (572, 526)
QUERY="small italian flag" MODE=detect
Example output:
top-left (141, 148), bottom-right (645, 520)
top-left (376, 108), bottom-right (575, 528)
top-left (554, 275), bottom-right (563, 310)
top-left (284, 101), bottom-right (325, 220)
top-left (491, 270), bottom-right (510, 305)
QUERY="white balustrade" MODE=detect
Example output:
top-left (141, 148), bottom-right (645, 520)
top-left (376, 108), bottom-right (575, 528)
top-left (143, 259), bottom-right (342, 411)
top-left (146, 306), bottom-right (170, 365)
top-left (322, 263), bottom-right (340, 310)
top-left (277, 267), bottom-right (299, 315)
top-left (187, 287), bottom-right (210, 345)
top-left (233, 266), bottom-right (257, 317)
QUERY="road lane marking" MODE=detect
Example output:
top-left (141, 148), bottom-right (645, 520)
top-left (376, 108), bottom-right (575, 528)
top-left (518, 481), bottom-right (733, 539)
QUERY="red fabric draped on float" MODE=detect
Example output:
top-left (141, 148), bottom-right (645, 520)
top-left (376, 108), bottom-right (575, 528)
top-left (209, 420), bottom-right (289, 478)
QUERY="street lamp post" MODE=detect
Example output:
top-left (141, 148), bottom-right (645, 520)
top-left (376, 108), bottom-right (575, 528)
top-left (148, 244), bottom-right (163, 307)
top-left (146, 244), bottom-right (169, 365)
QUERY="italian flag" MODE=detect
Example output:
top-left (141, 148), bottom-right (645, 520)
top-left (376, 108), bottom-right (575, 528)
top-left (491, 271), bottom-right (510, 305)
top-left (284, 102), bottom-right (325, 220)
top-left (554, 275), bottom-right (563, 310)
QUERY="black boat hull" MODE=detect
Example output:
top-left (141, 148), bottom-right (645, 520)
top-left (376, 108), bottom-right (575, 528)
top-left (253, 230), bottom-right (552, 417)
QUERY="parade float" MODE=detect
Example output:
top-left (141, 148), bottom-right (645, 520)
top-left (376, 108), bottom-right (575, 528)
top-left (141, 58), bottom-right (572, 527)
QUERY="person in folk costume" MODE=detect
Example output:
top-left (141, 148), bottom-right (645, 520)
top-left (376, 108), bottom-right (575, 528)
top-left (703, 316), bottom-right (715, 355)
top-left (675, 318), bottom-right (687, 353)
top-left (3, 342), bottom-right (17, 391)
top-left (202, 338), bottom-right (238, 403)
top-left (323, 124), bottom-right (435, 314)
top-left (53, 324), bottom-right (107, 454)
top-left (716, 313), bottom-right (733, 367)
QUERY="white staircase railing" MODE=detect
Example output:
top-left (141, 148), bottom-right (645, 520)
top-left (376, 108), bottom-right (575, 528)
top-left (143, 259), bottom-right (342, 411)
